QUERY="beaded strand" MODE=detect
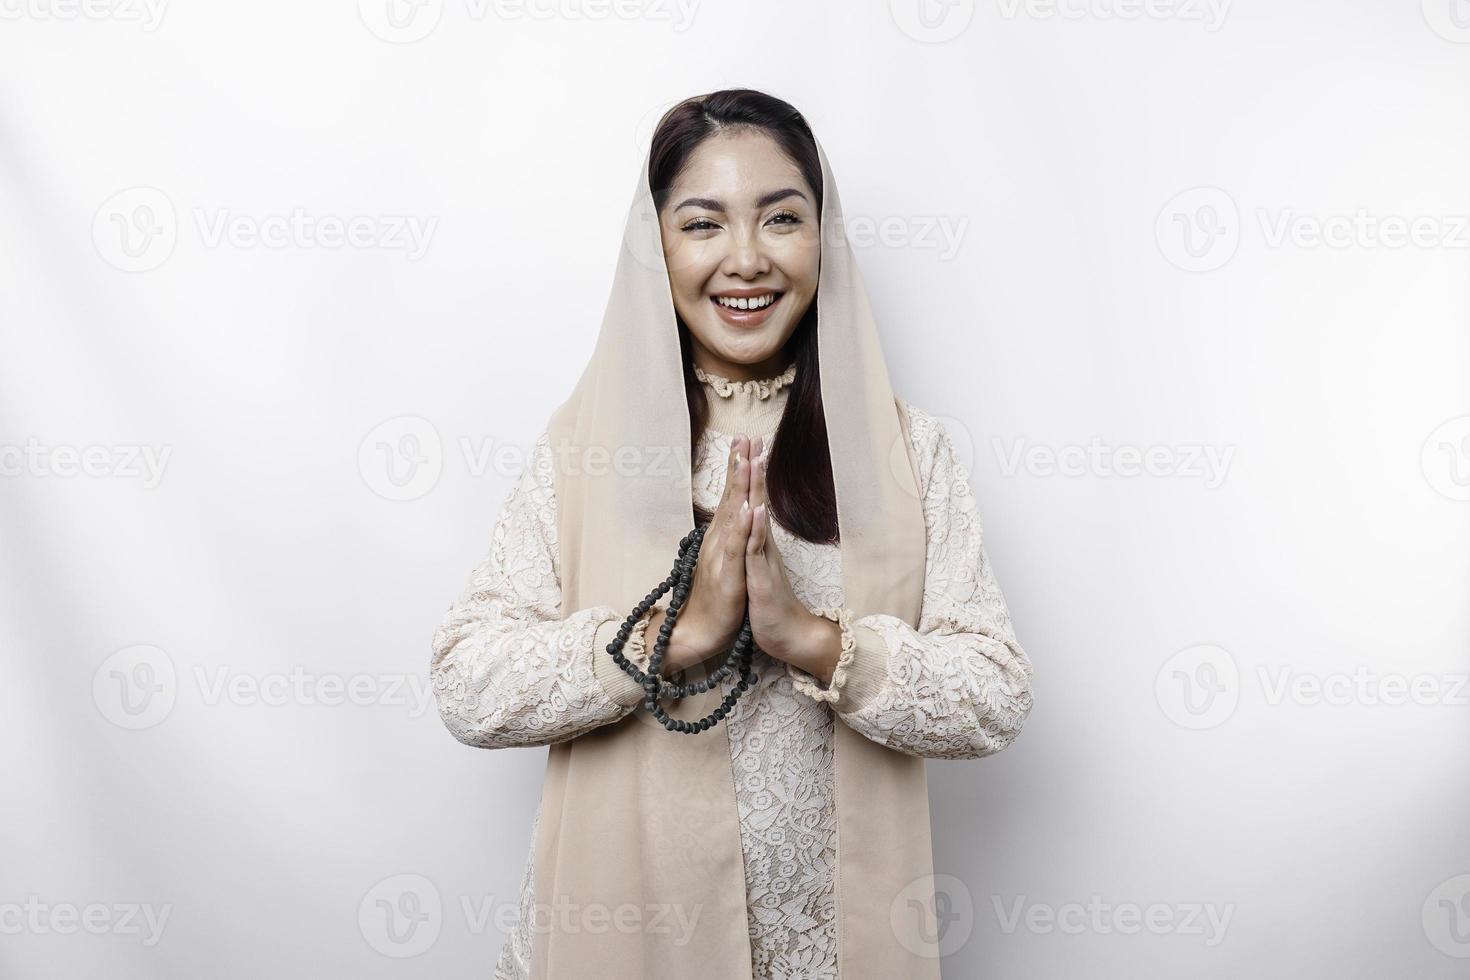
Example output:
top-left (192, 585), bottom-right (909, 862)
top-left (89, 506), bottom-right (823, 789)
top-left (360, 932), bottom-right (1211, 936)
top-left (603, 523), bottom-right (757, 733)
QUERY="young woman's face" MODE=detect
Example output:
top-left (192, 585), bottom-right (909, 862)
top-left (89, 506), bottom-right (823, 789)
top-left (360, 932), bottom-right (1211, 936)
top-left (657, 129), bottom-right (820, 382)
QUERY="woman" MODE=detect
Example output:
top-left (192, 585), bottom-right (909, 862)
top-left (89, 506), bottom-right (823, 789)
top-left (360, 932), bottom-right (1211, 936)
top-left (430, 89), bottom-right (1035, 979)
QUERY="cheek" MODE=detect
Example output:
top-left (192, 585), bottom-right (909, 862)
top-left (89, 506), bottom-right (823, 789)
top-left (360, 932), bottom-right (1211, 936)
top-left (663, 243), bottom-right (720, 300)
top-left (771, 239), bottom-right (821, 294)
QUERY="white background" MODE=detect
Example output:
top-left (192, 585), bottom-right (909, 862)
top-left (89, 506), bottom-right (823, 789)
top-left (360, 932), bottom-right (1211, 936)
top-left (2, 1), bottom-right (1468, 976)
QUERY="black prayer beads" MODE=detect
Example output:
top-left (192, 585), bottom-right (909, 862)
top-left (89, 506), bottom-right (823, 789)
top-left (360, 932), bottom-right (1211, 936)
top-left (602, 522), bottom-right (757, 733)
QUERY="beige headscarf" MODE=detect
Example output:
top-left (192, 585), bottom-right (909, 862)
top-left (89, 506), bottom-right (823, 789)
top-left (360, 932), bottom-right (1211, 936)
top-left (536, 125), bottom-right (941, 977)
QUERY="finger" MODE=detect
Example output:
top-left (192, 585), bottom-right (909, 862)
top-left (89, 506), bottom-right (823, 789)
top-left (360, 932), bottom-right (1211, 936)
top-left (733, 434), bottom-right (752, 504)
top-left (720, 456), bottom-right (748, 547)
top-left (747, 502), bottom-right (767, 556)
top-left (725, 499), bottom-right (751, 563)
top-left (711, 436), bottom-right (747, 542)
top-left (750, 437), bottom-right (767, 508)
top-left (751, 450), bottom-right (768, 512)
top-left (719, 435), bottom-right (744, 507)
top-left (746, 506), bottom-right (771, 595)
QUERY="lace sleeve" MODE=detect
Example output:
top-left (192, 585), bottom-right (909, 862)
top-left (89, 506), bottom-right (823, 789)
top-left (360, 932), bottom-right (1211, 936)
top-left (789, 408), bottom-right (1035, 760)
top-left (430, 428), bottom-right (656, 749)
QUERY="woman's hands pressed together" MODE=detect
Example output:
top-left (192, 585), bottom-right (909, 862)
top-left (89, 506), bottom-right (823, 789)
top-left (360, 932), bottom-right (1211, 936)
top-left (646, 432), bottom-right (842, 684)
top-left (742, 435), bottom-right (843, 684)
top-left (647, 434), bottom-right (755, 674)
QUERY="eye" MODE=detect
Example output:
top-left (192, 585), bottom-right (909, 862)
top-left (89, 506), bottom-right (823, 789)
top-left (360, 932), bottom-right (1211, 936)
top-left (681, 217), bottom-right (720, 233)
top-left (767, 209), bottom-right (801, 226)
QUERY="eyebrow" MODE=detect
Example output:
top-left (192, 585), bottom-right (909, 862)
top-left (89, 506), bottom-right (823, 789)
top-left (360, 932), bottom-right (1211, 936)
top-left (673, 187), bottom-right (808, 212)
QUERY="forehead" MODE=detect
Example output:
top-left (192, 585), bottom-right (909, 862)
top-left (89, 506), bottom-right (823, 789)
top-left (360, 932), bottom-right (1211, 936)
top-left (671, 130), bottom-right (813, 204)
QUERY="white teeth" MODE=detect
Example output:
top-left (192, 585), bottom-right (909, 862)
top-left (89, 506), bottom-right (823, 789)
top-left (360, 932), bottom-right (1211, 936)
top-left (715, 293), bottom-right (777, 310)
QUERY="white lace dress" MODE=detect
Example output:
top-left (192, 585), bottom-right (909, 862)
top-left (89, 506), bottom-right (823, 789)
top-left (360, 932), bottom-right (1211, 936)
top-left (430, 363), bottom-right (1035, 979)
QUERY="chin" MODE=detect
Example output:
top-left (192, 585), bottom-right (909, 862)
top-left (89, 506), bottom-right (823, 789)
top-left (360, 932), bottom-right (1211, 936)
top-left (706, 333), bottom-right (783, 364)
top-left (704, 319), bottom-right (794, 353)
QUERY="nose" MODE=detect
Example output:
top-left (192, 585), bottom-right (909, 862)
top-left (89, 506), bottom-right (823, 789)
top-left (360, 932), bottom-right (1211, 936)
top-left (719, 227), bottom-right (769, 280)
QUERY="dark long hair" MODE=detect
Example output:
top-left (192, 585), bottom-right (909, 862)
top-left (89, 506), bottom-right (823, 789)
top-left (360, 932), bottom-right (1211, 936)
top-left (648, 89), bottom-right (838, 545)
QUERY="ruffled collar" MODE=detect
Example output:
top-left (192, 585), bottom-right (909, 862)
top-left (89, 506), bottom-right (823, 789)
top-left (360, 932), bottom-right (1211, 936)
top-left (692, 362), bottom-right (798, 400)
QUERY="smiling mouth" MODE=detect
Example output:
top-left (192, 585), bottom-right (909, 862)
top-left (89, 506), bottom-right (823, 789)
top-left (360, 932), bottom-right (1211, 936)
top-left (709, 291), bottom-right (785, 326)
top-left (711, 291), bottom-right (783, 311)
